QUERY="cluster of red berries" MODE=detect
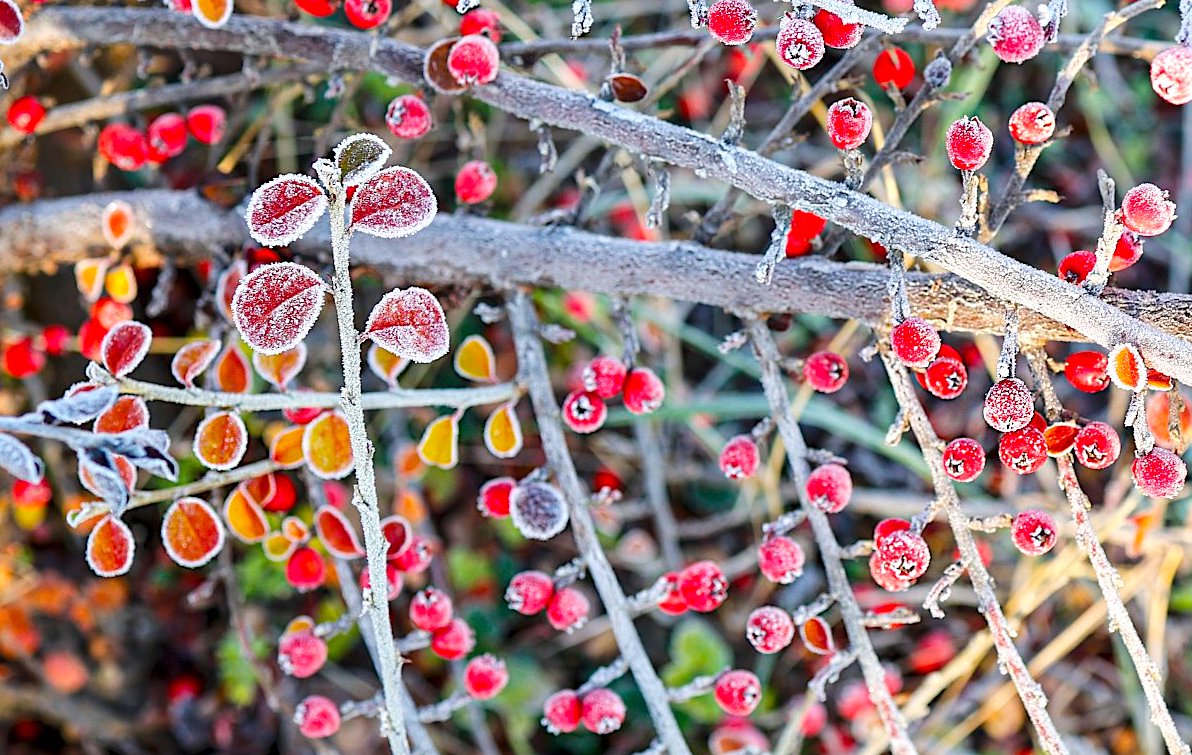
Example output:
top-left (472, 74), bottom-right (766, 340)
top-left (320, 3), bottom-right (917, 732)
top-left (1, 325), bottom-right (69, 379)
top-left (562, 355), bottom-right (665, 433)
top-left (655, 560), bottom-right (730, 616)
top-left (542, 687), bottom-right (627, 735)
top-left (91, 105), bottom-right (225, 172)
top-left (505, 570), bottom-right (591, 632)
top-left (293, 0), bottom-right (391, 29)
top-left (869, 518), bottom-right (930, 592)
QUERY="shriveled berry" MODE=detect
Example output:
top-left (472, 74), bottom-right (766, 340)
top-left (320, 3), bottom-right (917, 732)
top-left (805, 463), bottom-right (852, 513)
top-left (714, 670), bottom-right (761, 716)
top-left (477, 476), bottom-right (515, 518)
top-left (510, 481), bottom-right (569, 541)
top-left (580, 688), bottom-right (626, 734)
top-left (295, 695), bottom-right (340, 739)
top-left (924, 356), bottom-right (967, 399)
top-left (430, 617), bottom-right (475, 660)
top-left (873, 47), bottom-right (915, 90)
top-left (185, 105), bottom-right (226, 145)
top-left (455, 160), bottom-right (498, 204)
top-left (869, 551), bottom-right (912, 592)
top-left (1008, 101), bottom-right (1055, 145)
top-left (875, 529), bottom-right (930, 581)
top-left (1132, 448), bottom-right (1187, 498)
top-left (543, 689), bottom-right (582, 734)
top-left (1058, 250), bottom-right (1096, 285)
top-left (891, 317), bottom-right (941, 369)
top-left (814, 2), bottom-right (862, 49)
top-left (1121, 183), bottom-right (1176, 237)
top-left (410, 587), bottom-right (454, 631)
top-left (945, 116), bottom-right (993, 171)
top-left (776, 15), bottom-right (825, 71)
top-left (278, 630), bottom-right (328, 679)
top-left (942, 437), bottom-right (985, 482)
top-left (1011, 509), bottom-right (1058, 555)
top-left (1064, 350), bottom-right (1109, 392)
top-left (983, 377), bottom-right (1034, 432)
top-left (583, 356), bottom-right (627, 398)
top-left (826, 97), bottom-right (872, 151)
top-left (505, 570), bottom-right (555, 615)
top-left (1073, 422), bottom-right (1120, 470)
top-left (720, 434), bottom-right (760, 480)
top-left (546, 587), bottom-right (590, 632)
top-left (1110, 231), bottom-right (1144, 272)
top-left (706, 0), bottom-right (757, 46)
top-left (447, 34), bottom-right (500, 86)
top-left (344, 0), bottom-right (390, 28)
top-left (657, 571), bottom-right (688, 615)
top-left (385, 94), bottom-right (432, 140)
top-left (562, 389), bottom-right (607, 434)
top-left (460, 7), bottom-right (501, 41)
top-left (746, 605), bottom-right (795, 654)
top-left (998, 426), bottom-right (1047, 475)
top-left (757, 535), bottom-right (805, 584)
top-left (7, 96), bottom-right (45, 134)
top-left (988, 6), bottom-right (1044, 64)
top-left (803, 351), bottom-right (848, 393)
top-left (463, 654), bottom-right (508, 699)
top-left (678, 560), bottom-right (728, 612)
top-left (1152, 46), bottom-right (1192, 106)
top-left (623, 367), bottom-right (665, 414)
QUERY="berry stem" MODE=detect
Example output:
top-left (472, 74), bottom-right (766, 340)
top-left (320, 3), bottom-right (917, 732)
top-left (1085, 170), bottom-right (1125, 295)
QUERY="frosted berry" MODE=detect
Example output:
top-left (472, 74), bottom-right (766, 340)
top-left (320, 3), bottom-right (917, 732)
top-left (543, 689), bottom-right (583, 734)
top-left (583, 356), bottom-right (627, 398)
top-left (1064, 350), bottom-right (1109, 392)
top-left (746, 605), bottom-right (795, 654)
top-left (872, 47), bottom-right (915, 90)
top-left (814, 2), bottom-right (862, 49)
top-left (678, 560), bottom-right (728, 612)
top-left (1073, 422), bottom-right (1120, 470)
top-left (477, 476), bottom-right (515, 518)
top-left (720, 434), bottom-right (760, 480)
top-left (714, 670), bottom-right (762, 716)
top-left (869, 551), bottom-right (912, 592)
top-left (988, 6), bottom-right (1044, 64)
top-left (945, 116), bottom-right (993, 171)
top-left (430, 617), bottom-right (475, 660)
top-left (924, 356), bottom-right (967, 400)
top-left (460, 8), bottom-right (501, 42)
top-left (826, 98), bottom-right (872, 151)
top-left (1132, 448), bottom-right (1187, 498)
top-left (1110, 232), bottom-right (1144, 272)
top-left (757, 535), bottom-right (805, 584)
top-left (394, 535), bottom-right (435, 573)
top-left (803, 351), bottom-right (848, 393)
top-left (874, 517), bottom-right (911, 544)
top-left (657, 571), bottom-right (688, 615)
top-left (185, 105), bottom-right (226, 145)
top-left (623, 367), bottom-right (665, 414)
top-left (890, 317), bottom-right (941, 369)
top-left (581, 688), bottom-right (626, 734)
top-left (983, 377), bottom-right (1034, 432)
top-left (98, 124), bottom-right (148, 171)
top-left (455, 160), bottom-right (497, 204)
top-left (776, 15), bottom-right (825, 71)
top-left (278, 630), bottom-right (328, 678)
top-left (510, 481), bottom-right (569, 540)
top-left (1011, 509), bottom-right (1058, 556)
top-left (147, 112), bottom-right (188, 161)
top-left (998, 426), bottom-right (1047, 475)
top-left (547, 587), bottom-right (590, 632)
top-left (1058, 250), bottom-right (1096, 285)
top-left (1121, 183), bottom-right (1176, 237)
top-left (942, 437), bottom-right (985, 482)
top-left (1151, 46), bottom-right (1192, 106)
top-left (506, 570), bottom-right (555, 615)
top-left (410, 587), bottom-right (454, 632)
top-left (706, 0), bottom-right (757, 46)
top-left (1008, 101), bottom-right (1055, 145)
top-left (344, 0), bottom-right (390, 28)
top-left (463, 654), bottom-right (508, 699)
top-left (447, 35), bottom-right (500, 86)
top-left (7, 96), bottom-right (45, 134)
top-left (562, 389), bottom-right (607, 434)
top-left (295, 695), bottom-right (340, 739)
top-left (385, 94), bottom-right (432, 140)
top-left (874, 529), bottom-right (930, 581)
top-left (805, 463), bottom-right (852, 513)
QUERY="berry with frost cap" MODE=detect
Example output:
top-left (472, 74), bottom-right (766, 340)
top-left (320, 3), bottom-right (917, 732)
top-left (776, 15), bottom-right (825, 71)
top-left (942, 437), bottom-right (985, 482)
top-left (757, 535), bottom-right (805, 584)
top-left (983, 377), bottom-right (1034, 432)
top-left (1121, 183), bottom-right (1176, 237)
top-left (706, 0), bottom-right (757, 45)
top-left (1011, 509), bottom-right (1057, 555)
top-left (720, 434), bottom-right (760, 480)
top-left (746, 605), bottom-right (795, 654)
top-left (988, 6), bottom-right (1044, 64)
top-left (945, 116), bottom-right (993, 171)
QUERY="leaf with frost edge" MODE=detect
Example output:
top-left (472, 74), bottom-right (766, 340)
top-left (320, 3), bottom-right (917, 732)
top-left (162, 497), bottom-right (226, 568)
top-left (243, 174), bottom-right (328, 248)
top-left (348, 166), bottom-right (438, 240)
top-left (334, 133), bottom-right (392, 188)
top-left (230, 261), bottom-right (327, 356)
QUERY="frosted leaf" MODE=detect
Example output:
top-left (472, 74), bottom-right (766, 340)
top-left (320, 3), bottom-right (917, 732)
top-left (364, 287), bottom-right (449, 363)
top-left (77, 448), bottom-right (130, 514)
top-left (194, 411), bottom-right (249, 471)
top-left (252, 343), bottom-right (308, 389)
top-left (38, 383), bottom-right (118, 424)
top-left (94, 395), bottom-right (150, 434)
top-left (86, 515), bottom-right (136, 578)
top-left (162, 497), bottom-right (225, 568)
top-left (215, 261), bottom-right (246, 322)
top-left (244, 174), bottom-right (328, 247)
top-left (334, 133), bottom-right (392, 187)
top-left (0, 433), bottom-right (43, 482)
top-left (101, 320), bottom-right (152, 378)
top-left (231, 261), bottom-right (327, 355)
top-left (0, 0), bottom-right (24, 45)
top-left (349, 166), bottom-right (437, 239)
top-left (172, 339), bottom-right (220, 388)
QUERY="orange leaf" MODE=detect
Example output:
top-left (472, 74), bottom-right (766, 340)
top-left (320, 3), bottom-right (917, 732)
top-left (315, 505), bottom-right (365, 559)
top-left (367, 342), bottom-right (409, 387)
top-left (162, 497), bottom-right (225, 568)
top-left (1108, 343), bottom-right (1145, 392)
top-left (454, 334), bottom-right (496, 382)
top-left (222, 487), bottom-right (268, 544)
top-left (303, 411), bottom-right (354, 480)
top-left (214, 342), bottom-right (251, 393)
top-left (75, 259), bottom-right (109, 303)
top-left (104, 263), bottom-right (138, 305)
top-left (799, 616), bottom-right (835, 655)
top-left (171, 340), bottom-right (220, 389)
top-left (393, 488), bottom-right (426, 524)
top-left (102, 201), bottom-right (135, 249)
top-left (1044, 422), bottom-right (1079, 457)
top-left (94, 396), bottom-right (149, 434)
top-left (1147, 369), bottom-right (1174, 391)
top-left (263, 531), bottom-right (298, 562)
top-left (282, 516), bottom-right (309, 543)
top-left (85, 515), bottom-right (135, 578)
top-left (240, 473), bottom-right (277, 507)
top-left (192, 0), bottom-right (232, 28)
top-left (194, 411), bottom-right (248, 471)
top-left (270, 425), bottom-right (306, 469)
top-left (417, 414), bottom-right (458, 469)
top-left (484, 402), bottom-right (522, 459)
top-left (252, 343), bottom-right (307, 389)
top-left (394, 443), bottom-right (425, 479)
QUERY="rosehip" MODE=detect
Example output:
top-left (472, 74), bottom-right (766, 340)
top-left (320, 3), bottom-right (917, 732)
top-left (776, 15), bottom-right (825, 71)
top-left (477, 476), bottom-right (515, 518)
top-left (447, 35), bottom-right (500, 86)
top-left (581, 688), bottom-right (626, 734)
top-left (147, 112), bottom-right (188, 160)
top-left (430, 617), bottom-right (475, 660)
top-left (2, 337), bottom-right (45, 378)
top-left (998, 426), bottom-right (1047, 475)
top-left (278, 630), bottom-right (327, 679)
top-left (678, 560), bottom-right (728, 612)
top-left (1110, 231), bottom-right (1144, 272)
top-left (623, 367), bottom-right (665, 414)
top-left (805, 463), bottom-right (852, 513)
top-left (874, 529), bottom-right (930, 581)
top-left (455, 160), bottom-right (497, 205)
top-left (543, 689), bottom-right (582, 734)
top-left (98, 123), bottom-right (148, 171)
top-left (285, 546), bottom-right (326, 592)
top-left (945, 116), bottom-right (993, 171)
top-left (872, 47), bottom-right (915, 90)
top-left (583, 355), bottom-right (627, 398)
top-left (815, 1), bottom-right (862, 49)
top-left (7, 96), bottom-right (45, 134)
top-left (510, 481), bottom-right (569, 541)
top-left (410, 587), bottom-right (454, 632)
top-left (706, 0), bottom-right (757, 46)
top-left (506, 570), bottom-right (555, 615)
top-left (463, 654), bottom-right (508, 699)
top-left (719, 434), bottom-right (760, 480)
top-left (1011, 509), bottom-right (1058, 555)
top-left (1064, 350), bottom-right (1109, 392)
top-left (1008, 101), bottom-right (1055, 145)
top-left (746, 605), bottom-right (795, 654)
top-left (826, 97), bottom-right (872, 151)
top-left (1151, 45), bottom-right (1192, 106)
top-left (714, 670), bottom-right (761, 716)
top-left (1121, 183), bottom-right (1176, 237)
top-left (1058, 250), bottom-right (1096, 285)
top-left (562, 389), bottom-right (607, 434)
top-left (869, 551), bottom-right (912, 592)
top-left (803, 351), bottom-right (848, 393)
top-left (546, 587), bottom-right (590, 632)
top-left (924, 356), bottom-right (967, 399)
top-left (657, 571), bottom-right (688, 615)
top-left (942, 437), bottom-right (985, 482)
top-left (1132, 448), bottom-right (1187, 498)
top-left (988, 6), bottom-right (1044, 63)
top-left (344, 0), bottom-right (391, 29)
top-left (890, 317), bottom-right (941, 369)
top-left (983, 377), bottom-right (1034, 432)
top-left (185, 105), bottom-right (226, 145)
top-left (757, 535), bottom-right (805, 584)
top-left (1073, 422), bottom-right (1120, 470)
top-left (460, 7), bottom-right (501, 42)
top-left (385, 94), bottom-right (432, 140)
top-left (295, 695), bottom-right (340, 739)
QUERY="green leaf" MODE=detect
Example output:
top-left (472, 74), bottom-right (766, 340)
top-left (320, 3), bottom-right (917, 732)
top-left (661, 618), bottom-right (732, 723)
top-left (334, 133), bottom-right (391, 187)
top-left (216, 630), bottom-right (269, 707)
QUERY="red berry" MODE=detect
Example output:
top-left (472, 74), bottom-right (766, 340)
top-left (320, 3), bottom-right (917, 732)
top-left (7, 96), bottom-right (45, 134)
top-left (295, 695), bottom-right (341, 739)
top-left (814, 2), bottom-right (862, 49)
top-left (1008, 101), bottom-right (1055, 145)
top-left (543, 689), bottom-right (582, 734)
top-left (283, 404), bottom-right (323, 425)
top-left (869, 551), bottom-right (912, 592)
top-left (890, 317), bottom-right (941, 369)
top-left (1110, 231), bottom-right (1144, 272)
top-left (1011, 509), bottom-right (1058, 555)
top-left (147, 112), bottom-right (188, 160)
top-left (720, 434), bottom-right (760, 480)
top-left (1058, 250), bottom-right (1096, 285)
top-left (923, 356), bottom-right (967, 399)
top-left (874, 529), bottom-right (930, 580)
top-left (1073, 421), bottom-right (1120, 470)
top-left (430, 618), bottom-right (475, 660)
top-left (874, 517), bottom-right (911, 545)
top-left (459, 7), bottom-right (501, 42)
top-left (805, 463), bottom-right (852, 513)
top-left (826, 97), bottom-right (872, 151)
top-left (622, 367), bottom-right (665, 414)
top-left (1121, 183), bottom-right (1176, 237)
top-left (757, 535), bottom-right (805, 584)
top-left (92, 297), bottom-right (133, 329)
top-left (478, 476), bottom-right (515, 518)
top-left (945, 116), bottom-right (993, 171)
top-left (1064, 350), bottom-right (1109, 393)
top-left (583, 356), bottom-right (627, 398)
top-left (678, 560), bottom-right (728, 612)
top-left (942, 437), bottom-right (985, 482)
top-left (706, 0), bottom-right (757, 46)
top-left (505, 570), bottom-right (555, 615)
top-left (714, 670), bottom-right (762, 716)
top-left (776, 15), bottom-right (825, 71)
top-left (1132, 448), bottom-right (1187, 498)
top-left (593, 466), bottom-right (622, 494)
top-left (295, 0), bottom-right (337, 16)
top-left (344, 0), bottom-right (390, 28)
top-left (410, 587), bottom-right (454, 631)
top-left (803, 351), bottom-right (849, 393)
top-left (1151, 45), bottom-right (1192, 106)
top-left (872, 47), bottom-right (915, 90)
top-left (13, 479), bottom-right (52, 507)
top-left (746, 605), bottom-right (795, 654)
top-left (278, 630), bottom-right (327, 679)
top-left (791, 209), bottom-right (828, 238)
top-left (546, 587), bottom-right (590, 632)
top-left (983, 377), bottom-right (1034, 432)
top-left (385, 94), bottom-right (432, 140)
top-left (393, 535), bottom-right (434, 573)
top-left (185, 105), bottom-right (226, 145)
top-left (988, 6), bottom-right (1044, 63)
top-left (916, 343), bottom-right (960, 389)
top-left (455, 160), bottom-right (498, 205)
top-left (581, 688), bottom-right (626, 734)
top-left (998, 426), bottom-right (1047, 475)
top-left (98, 124), bottom-right (148, 171)
top-left (562, 390), bottom-right (607, 434)
top-left (510, 481), bottom-right (569, 541)
top-left (910, 629), bottom-right (957, 674)
top-left (447, 34), bottom-right (500, 86)
top-left (657, 571), bottom-right (688, 615)
top-left (285, 546), bottom-right (326, 592)
top-left (358, 562), bottom-right (402, 601)
top-left (463, 654), bottom-right (508, 699)
top-left (2, 337), bottom-right (45, 378)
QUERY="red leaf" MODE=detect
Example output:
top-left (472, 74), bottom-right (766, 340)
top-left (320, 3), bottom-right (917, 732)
top-left (94, 396), bottom-right (149, 434)
top-left (100, 321), bottom-right (152, 378)
top-left (215, 261), bottom-right (245, 322)
top-left (245, 174), bottom-right (328, 247)
top-left (363, 287), bottom-right (449, 364)
top-left (231, 261), bottom-right (326, 355)
top-left (0, 0), bottom-right (24, 44)
top-left (349, 166), bottom-right (437, 239)
top-left (171, 340), bottom-right (220, 389)
top-left (314, 505), bottom-right (365, 559)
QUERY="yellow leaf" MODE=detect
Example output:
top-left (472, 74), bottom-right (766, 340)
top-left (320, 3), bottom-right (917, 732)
top-left (454, 334), bottom-right (496, 383)
top-left (417, 414), bottom-right (459, 469)
top-left (484, 401), bottom-right (523, 459)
